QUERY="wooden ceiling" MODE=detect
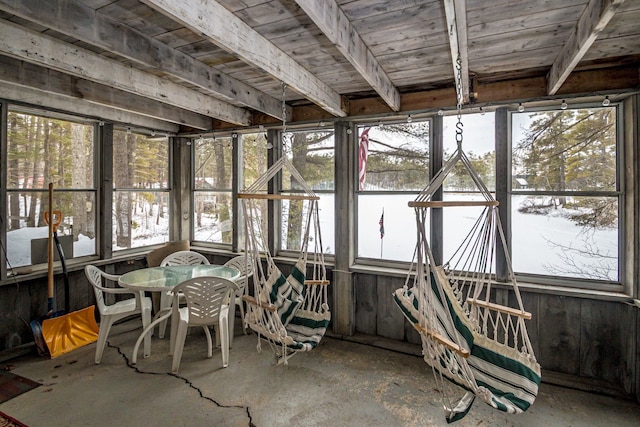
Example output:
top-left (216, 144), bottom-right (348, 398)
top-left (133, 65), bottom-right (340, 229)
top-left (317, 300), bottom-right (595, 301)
top-left (0, 0), bottom-right (638, 133)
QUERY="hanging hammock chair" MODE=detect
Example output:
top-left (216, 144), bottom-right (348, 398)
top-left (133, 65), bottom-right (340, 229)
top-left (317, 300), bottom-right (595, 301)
top-left (239, 155), bottom-right (330, 365)
top-left (393, 144), bottom-right (541, 423)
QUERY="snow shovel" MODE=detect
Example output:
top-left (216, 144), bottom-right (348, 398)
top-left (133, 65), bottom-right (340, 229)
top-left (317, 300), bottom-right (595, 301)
top-left (32, 183), bottom-right (99, 357)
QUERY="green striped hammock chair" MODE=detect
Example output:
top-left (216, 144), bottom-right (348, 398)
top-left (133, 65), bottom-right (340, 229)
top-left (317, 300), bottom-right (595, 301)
top-left (393, 146), bottom-right (541, 423)
top-left (239, 156), bottom-right (330, 365)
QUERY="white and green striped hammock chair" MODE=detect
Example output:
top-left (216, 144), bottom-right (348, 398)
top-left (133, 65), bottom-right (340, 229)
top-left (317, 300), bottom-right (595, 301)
top-left (393, 145), bottom-right (541, 423)
top-left (239, 156), bottom-right (330, 365)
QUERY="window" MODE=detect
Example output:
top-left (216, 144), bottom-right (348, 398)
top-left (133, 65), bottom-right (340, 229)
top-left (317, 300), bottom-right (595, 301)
top-left (6, 109), bottom-right (97, 268)
top-left (280, 129), bottom-right (335, 254)
top-left (510, 105), bottom-right (619, 283)
top-left (356, 121), bottom-right (430, 262)
top-left (193, 136), bottom-right (233, 245)
top-left (112, 130), bottom-right (169, 250)
top-left (240, 132), bottom-right (270, 251)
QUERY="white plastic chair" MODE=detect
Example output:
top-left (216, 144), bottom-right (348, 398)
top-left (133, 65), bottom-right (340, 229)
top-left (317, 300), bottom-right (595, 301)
top-left (169, 276), bottom-right (238, 373)
top-left (85, 265), bottom-right (152, 364)
top-left (157, 251), bottom-right (210, 338)
top-left (223, 254), bottom-right (253, 340)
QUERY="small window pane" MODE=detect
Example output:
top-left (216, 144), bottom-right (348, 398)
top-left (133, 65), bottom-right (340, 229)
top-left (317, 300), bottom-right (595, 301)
top-left (7, 112), bottom-right (94, 189)
top-left (194, 137), bottom-right (232, 190)
top-left (512, 195), bottom-right (618, 281)
top-left (7, 191), bottom-right (97, 268)
top-left (242, 132), bottom-right (269, 190)
top-left (113, 131), bottom-right (168, 189)
top-left (443, 112), bottom-right (495, 191)
top-left (512, 108), bottom-right (616, 192)
top-left (358, 122), bottom-right (429, 191)
top-left (113, 191), bottom-right (169, 250)
top-left (280, 195), bottom-right (334, 254)
top-left (282, 130), bottom-right (335, 191)
top-left (194, 191), bottom-right (233, 244)
top-left (357, 194), bottom-right (419, 262)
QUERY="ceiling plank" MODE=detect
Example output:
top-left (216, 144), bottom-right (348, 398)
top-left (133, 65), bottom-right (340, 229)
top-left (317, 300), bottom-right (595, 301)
top-left (295, 0), bottom-right (400, 111)
top-left (443, 0), bottom-right (470, 103)
top-left (0, 82), bottom-right (179, 133)
top-left (0, 55), bottom-right (211, 130)
top-left (0, 0), bottom-right (287, 121)
top-left (0, 20), bottom-right (251, 126)
top-left (140, 0), bottom-right (347, 117)
top-left (547, 0), bottom-right (626, 95)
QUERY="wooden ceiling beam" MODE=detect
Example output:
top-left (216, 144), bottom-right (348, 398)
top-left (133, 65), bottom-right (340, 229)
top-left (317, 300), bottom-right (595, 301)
top-left (0, 0), bottom-right (286, 121)
top-left (0, 82), bottom-right (179, 134)
top-left (0, 55), bottom-right (211, 130)
top-left (0, 20), bottom-right (251, 126)
top-left (141, 0), bottom-right (347, 118)
top-left (547, 0), bottom-right (626, 95)
top-left (231, 64), bottom-right (639, 130)
top-left (443, 0), bottom-right (470, 104)
top-left (295, 0), bottom-right (401, 112)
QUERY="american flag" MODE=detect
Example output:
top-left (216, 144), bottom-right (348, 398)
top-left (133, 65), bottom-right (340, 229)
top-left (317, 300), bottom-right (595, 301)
top-left (358, 128), bottom-right (370, 191)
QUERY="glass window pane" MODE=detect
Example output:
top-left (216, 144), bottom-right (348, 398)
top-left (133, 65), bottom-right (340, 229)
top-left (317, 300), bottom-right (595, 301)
top-left (7, 112), bottom-right (95, 190)
top-left (194, 137), bottom-right (232, 190)
top-left (357, 122), bottom-right (429, 191)
top-left (512, 195), bottom-right (618, 281)
top-left (112, 191), bottom-right (169, 250)
top-left (242, 132), bottom-right (269, 190)
top-left (282, 130), bottom-right (335, 191)
top-left (113, 130), bottom-right (168, 189)
top-left (443, 112), bottom-right (495, 191)
top-left (194, 191), bottom-right (233, 244)
top-left (512, 108), bottom-right (616, 192)
top-left (280, 195), bottom-right (334, 254)
top-left (7, 190), bottom-right (97, 268)
top-left (357, 194), bottom-right (419, 262)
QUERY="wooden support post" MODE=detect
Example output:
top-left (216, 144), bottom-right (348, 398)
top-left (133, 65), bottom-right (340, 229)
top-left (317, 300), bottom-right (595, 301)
top-left (333, 121), bottom-right (355, 336)
top-left (495, 107), bottom-right (510, 282)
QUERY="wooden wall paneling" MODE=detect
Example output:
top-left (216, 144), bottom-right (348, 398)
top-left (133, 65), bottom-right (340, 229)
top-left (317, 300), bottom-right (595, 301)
top-left (579, 300), bottom-right (633, 393)
top-left (518, 291), bottom-right (541, 360)
top-left (536, 294), bottom-right (582, 375)
top-left (354, 273), bottom-right (377, 336)
top-left (376, 275), bottom-right (405, 340)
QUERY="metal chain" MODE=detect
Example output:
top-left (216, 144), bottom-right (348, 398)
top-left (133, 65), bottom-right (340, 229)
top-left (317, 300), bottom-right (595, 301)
top-left (455, 54), bottom-right (464, 149)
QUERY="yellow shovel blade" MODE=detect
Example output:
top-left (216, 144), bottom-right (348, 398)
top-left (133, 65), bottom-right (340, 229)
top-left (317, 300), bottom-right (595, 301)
top-left (42, 306), bottom-right (99, 358)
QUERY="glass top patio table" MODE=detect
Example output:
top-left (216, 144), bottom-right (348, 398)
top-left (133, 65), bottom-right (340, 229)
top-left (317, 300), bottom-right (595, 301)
top-left (118, 265), bottom-right (241, 364)
top-left (119, 265), bottom-right (240, 292)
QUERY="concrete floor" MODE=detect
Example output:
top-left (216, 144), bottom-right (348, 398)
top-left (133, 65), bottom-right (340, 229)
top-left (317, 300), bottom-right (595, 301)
top-left (1, 317), bottom-right (640, 427)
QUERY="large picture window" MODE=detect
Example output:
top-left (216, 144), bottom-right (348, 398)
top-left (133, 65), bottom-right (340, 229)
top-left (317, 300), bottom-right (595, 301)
top-left (511, 105), bottom-right (619, 283)
top-left (112, 130), bottom-right (169, 250)
top-left (6, 109), bottom-right (97, 268)
top-left (356, 121), bottom-right (430, 262)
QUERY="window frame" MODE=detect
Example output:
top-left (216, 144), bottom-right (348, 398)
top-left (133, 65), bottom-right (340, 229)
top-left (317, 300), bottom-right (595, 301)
top-left (275, 126), bottom-right (336, 259)
top-left (354, 118), bottom-right (432, 267)
top-left (111, 127), bottom-right (172, 252)
top-left (4, 105), bottom-right (100, 269)
top-left (507, 101), bottom-right (624, 292)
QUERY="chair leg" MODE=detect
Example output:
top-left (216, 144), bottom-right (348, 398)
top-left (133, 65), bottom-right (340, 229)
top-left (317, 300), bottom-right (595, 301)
top-left (237, 298), bottom-right (246, 334)
top-left (158, 291), bottom-right (172, 339)
top-left (171, 319), bottom-right (188, 373)
top-left (203, 326), bottom-right (213, 358)
top-left (220, 308), bottom-right (229, 368)
top-left (141, 305), bottom-right (152, 358)
top-left (95, 316), bottom-right (114, 364)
